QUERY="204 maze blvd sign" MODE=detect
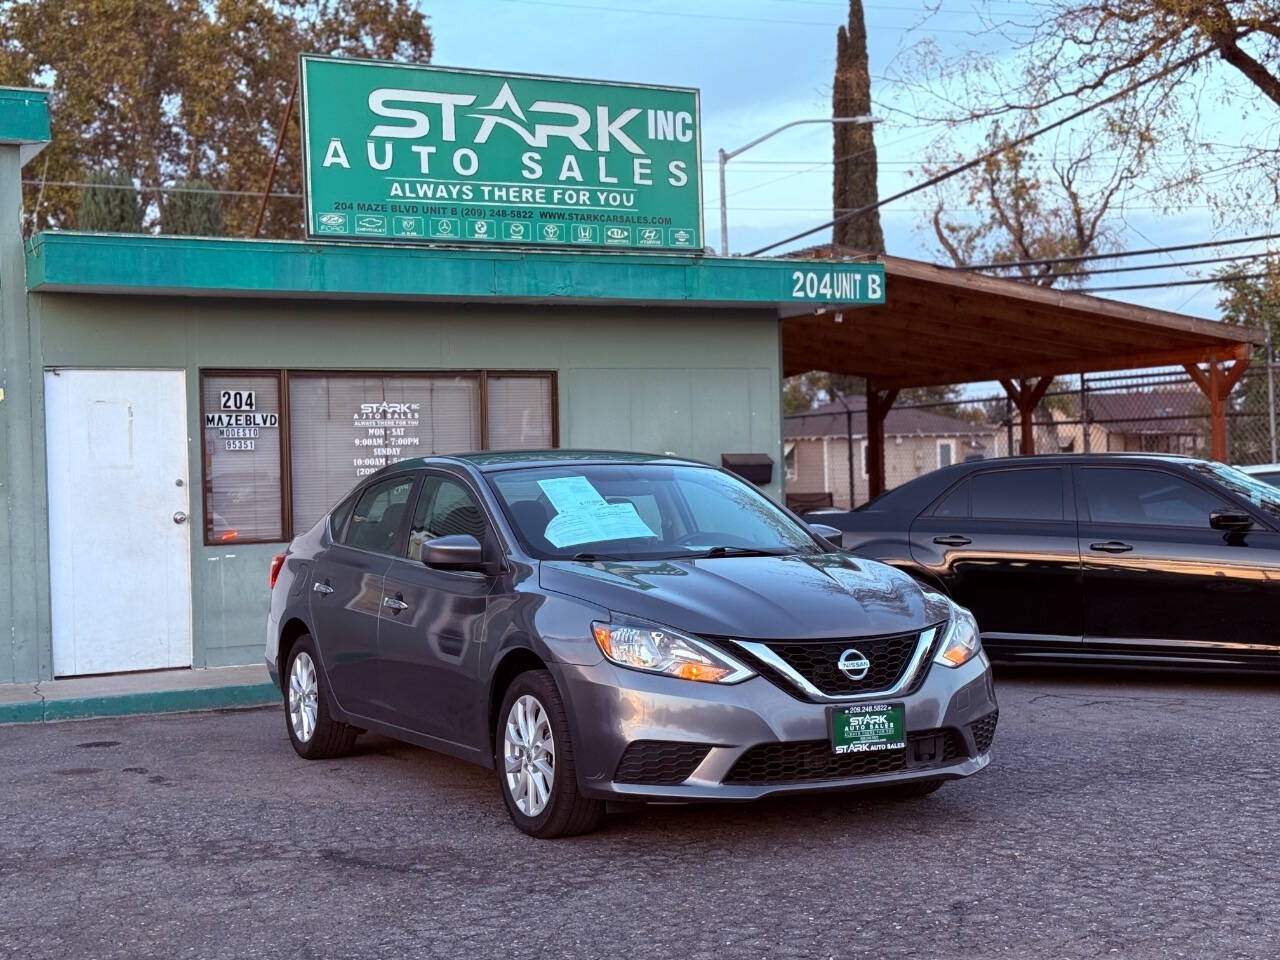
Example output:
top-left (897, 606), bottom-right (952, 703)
top-left (300, 56), bottom-right (703, 251)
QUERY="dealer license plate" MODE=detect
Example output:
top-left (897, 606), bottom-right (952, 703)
top-left (829, 702), bottom-right (906, 755)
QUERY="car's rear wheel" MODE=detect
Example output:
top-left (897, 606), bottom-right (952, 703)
top-left (285, 636), bottom-right (358, 760)
top-left (496, 670), bottom-right (604, 839)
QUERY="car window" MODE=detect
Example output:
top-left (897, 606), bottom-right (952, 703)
top-left (932, 481), bottom-right (969, 518)
top-left (330, 490), bottom-right (359, 539)
top-left (1188, 462), bottom-right (1280, 519)
top-left (970, 468), bottom-right (1063, 521)
top-left (342, 475), bottom-right (416, 554)
top-left (488, 463), bottom-right (820, 561)
top-left (1080, 468), bottom-right (1229, 527)
top-left (406, 476), bottom-right (489, 561)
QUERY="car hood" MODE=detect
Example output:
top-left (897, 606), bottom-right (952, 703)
top-left (539, 552), bottom-right (949, 640)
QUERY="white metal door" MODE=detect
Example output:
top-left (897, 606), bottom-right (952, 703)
top-left (45, 369), bottom-right (193, 676)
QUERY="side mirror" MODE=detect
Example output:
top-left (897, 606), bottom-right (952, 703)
top-left (422, 534), bottom-right (487, 571)
top-left (808, 522), bottom-right (844, 547)
top-left (1210, 511), bottom-right (1253, 533)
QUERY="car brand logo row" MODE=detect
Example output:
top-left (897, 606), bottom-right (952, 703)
top-left (315, 212), bottom-right (697, 248)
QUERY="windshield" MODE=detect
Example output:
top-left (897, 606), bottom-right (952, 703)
top-left (1189, 462), bottom-right (1280, 519)
top-left (486, 463), bottom-right (824, 561)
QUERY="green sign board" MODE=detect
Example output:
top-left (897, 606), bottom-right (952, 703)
top-left (299, 56), bottom-right (703, 252)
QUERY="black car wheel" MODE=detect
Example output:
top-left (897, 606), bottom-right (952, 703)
top-left (496, 669), bottom-right (604, 839)
top-left (284, 635), bottom-right (359, 760)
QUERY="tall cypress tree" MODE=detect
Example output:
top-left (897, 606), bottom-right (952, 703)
top-left (160, 180), bottom-right (224, 236)
top-left (76, 171), bottom-right (144, 232)
top-left (832, 0), bottom-right (884, 253)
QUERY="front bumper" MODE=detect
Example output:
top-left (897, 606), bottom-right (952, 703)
top-left (554, 649), bottom-right (997, 802)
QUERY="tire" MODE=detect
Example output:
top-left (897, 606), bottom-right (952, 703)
top-left (284, 635), bottom-right (359, 760)
top-left (870, 778), bottom-right (945, 801)
top-left (495, 669), bottom-right (604, 839)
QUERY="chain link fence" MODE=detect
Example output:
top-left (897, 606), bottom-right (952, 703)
top-left (896, 359), bottom-right (1280, 467)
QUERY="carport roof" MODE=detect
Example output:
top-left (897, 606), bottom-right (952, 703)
top-left (781, 249), bottom-right (1263, 389)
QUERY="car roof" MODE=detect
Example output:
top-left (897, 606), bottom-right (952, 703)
top-left (370, 449), bottom-right (715, 476)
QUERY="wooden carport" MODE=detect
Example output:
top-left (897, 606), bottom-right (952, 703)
top-left (782, 252), bottom-right (1264, 498)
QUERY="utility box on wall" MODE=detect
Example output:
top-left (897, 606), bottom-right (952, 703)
top-left (721, 453), bottom-right (773, 486)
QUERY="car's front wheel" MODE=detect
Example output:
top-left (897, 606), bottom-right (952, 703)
top-left (284, 636), bottom-right (358, 760)
top-left (496, 670), bottom-right (604, 839)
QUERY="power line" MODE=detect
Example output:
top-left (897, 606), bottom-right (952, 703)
top-left (492, 0), bottom-right (1036, 32)
top-left (22, 179), bottom-right (300, 198)
top-left (958, 231), bottom-right (1280, 271)
top-left (746, 46), bottom-right (1213, 257)
top-left (1034, 251), bottom-right (1278, 280)
top-left (1081, 271), bottom-right (1275, 293)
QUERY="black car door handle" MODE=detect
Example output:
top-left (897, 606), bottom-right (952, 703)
top-left (1089, 541), bottom-right (1134, 554)
top-left (933, 535), bottom-right (972, 547)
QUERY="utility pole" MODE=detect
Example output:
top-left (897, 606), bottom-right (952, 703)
top-left (1267, 323), bottom-right (1277, 463)
top-left (834, 392), bottom-right (856, 508)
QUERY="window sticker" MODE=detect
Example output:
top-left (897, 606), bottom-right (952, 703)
top-left (537, 476), bottom-right (657, 548)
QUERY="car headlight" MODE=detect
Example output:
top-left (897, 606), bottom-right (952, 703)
top-left (592, 616), bottom-right (755, 684)
top-left (934, 603), bottom-right (982, 668)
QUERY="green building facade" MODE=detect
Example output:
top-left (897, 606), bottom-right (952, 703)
top-left (1, 86), bottom-right (885, 685)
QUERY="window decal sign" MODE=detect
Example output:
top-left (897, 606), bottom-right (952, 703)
top-left (299, 55), bottom-right (703, 252)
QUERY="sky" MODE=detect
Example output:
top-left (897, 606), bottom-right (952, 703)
top-left (427, 0), bottom-right (1274, 322)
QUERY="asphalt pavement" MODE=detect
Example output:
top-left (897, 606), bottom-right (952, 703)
top-left (2, 667), bottom-right (1277, 959)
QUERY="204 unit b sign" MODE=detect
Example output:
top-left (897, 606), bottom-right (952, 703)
top-left (299, 55), bottom-right (703, 252)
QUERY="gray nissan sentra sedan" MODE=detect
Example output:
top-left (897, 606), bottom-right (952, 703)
top-left (266, 451), bottom-right (997, 838)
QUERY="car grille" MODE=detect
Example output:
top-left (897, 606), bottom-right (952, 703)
top-left (723, 728), bottom-right (970, 786)
top-left (969, 710), bottom-right (999, 754)
top-left (614, 741), bottom-right (712, 785)
top-left (756, 630), bottom-right (928, 697)
top-left (723, 740), bottom-right (906, 785)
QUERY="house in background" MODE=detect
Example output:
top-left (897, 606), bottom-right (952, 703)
top-left (1041, 387), bottom-right (1209, 457)
top-left (784, 400), bottom-right (1004, 509)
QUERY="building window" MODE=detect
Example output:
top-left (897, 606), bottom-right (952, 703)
top-left (860, 439), bottom-right (869, 479)
top-left (783, 442), bottom-right (797, 481)
top-left (486, 374), bottom-right (555, 450)
top-left (200, 369), bottom-right (556, 544)
top-left (288, 373), bottom-right (482, 533)
top-left (938, 439), bottom-right (955, 469)
top-left (200, 372), bottom-right (284, 544)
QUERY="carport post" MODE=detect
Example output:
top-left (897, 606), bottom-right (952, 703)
top-left (1183, 357), bottom-right (1250, 463)
top-left (865, 384), bottom-right (898, 499)
top-left (999, 377), bottom-right (1052, 456)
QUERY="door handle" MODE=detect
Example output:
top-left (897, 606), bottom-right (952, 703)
top-left (932, 535), bottom-right (972, 547)
top-left (382, 596), bottom-right (410, 611)
top-left (1089, 541), bottom-right (1133, 554)
top-left (313, 582), bottom-right (334, 595)
top-left (172, 511), bottom-right (188, 525)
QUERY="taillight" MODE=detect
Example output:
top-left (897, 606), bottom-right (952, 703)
top-left (269, 554), bottom-right (286, 590)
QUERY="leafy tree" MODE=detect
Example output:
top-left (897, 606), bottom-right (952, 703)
top-left (0, 0), bottom-right (433, 237)
top-left (890, 1), bottom-right (1280, 226)
top-left (160, 181), bottom-right (224, 236)
top-left (832, 0), bottom-right (883, 253)
top-left (1217, 258), bottom-right (1280, 463)
top-left (76, 171), bottom-right (143, 232)
top-left (926, 122), bottom-right (1133, 288)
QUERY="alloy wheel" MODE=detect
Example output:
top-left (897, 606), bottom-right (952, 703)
top-left (503, 694), bottom-right (556, 817)
top-left (288, 651), bottom-right (319, 743)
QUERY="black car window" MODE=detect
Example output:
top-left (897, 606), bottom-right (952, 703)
top-left (970, 468), bottom-right (1064, 521)
top-left (330, 490), bottom-right (359, 539)
top-left (932, 481), bottom-right (969, 518)
top-left (406, 476), bottom-right (489, 561)
top-left (1080, 468), bottom-right (1229, 527)
top-left (342, 475), bottom-right (416, 554)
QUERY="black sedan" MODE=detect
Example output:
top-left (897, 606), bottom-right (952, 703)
top-left (812, 454), bottom-right (1280, 670)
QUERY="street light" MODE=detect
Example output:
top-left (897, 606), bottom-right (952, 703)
top-left (717, 116), bottom-right (879, 257)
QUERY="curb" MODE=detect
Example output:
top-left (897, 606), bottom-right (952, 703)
top-left (0, 683), bottom-right (280, 725)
